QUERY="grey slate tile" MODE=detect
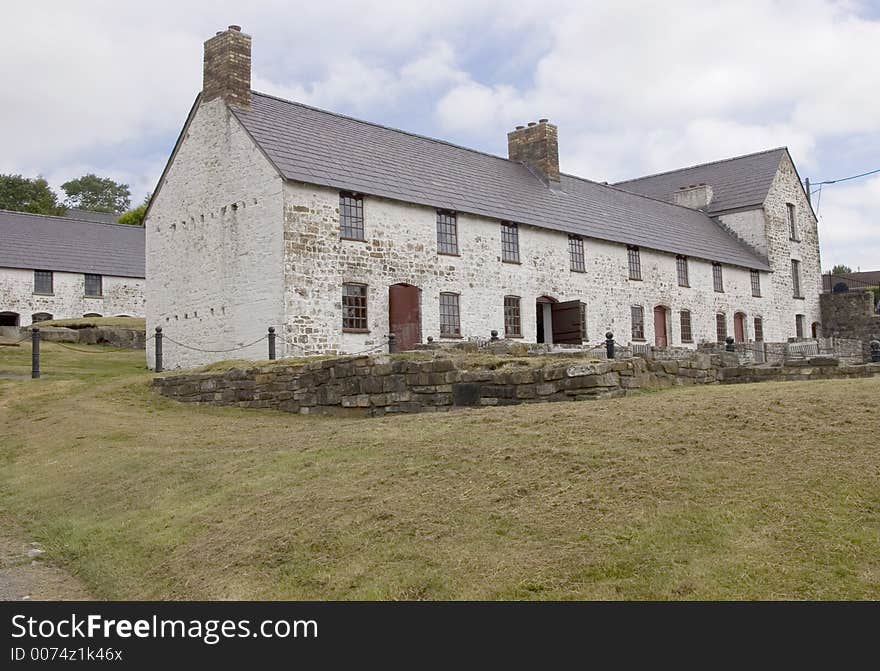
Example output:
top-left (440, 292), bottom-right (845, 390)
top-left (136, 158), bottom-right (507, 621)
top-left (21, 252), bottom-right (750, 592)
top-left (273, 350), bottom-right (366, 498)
top-left (233, 92), bottom-right (770, 270)
top-left (0, 210), bottom-right (144, 278)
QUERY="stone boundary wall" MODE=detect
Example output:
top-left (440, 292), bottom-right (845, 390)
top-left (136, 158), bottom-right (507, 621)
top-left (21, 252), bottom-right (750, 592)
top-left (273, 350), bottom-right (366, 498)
top-left (17, 326), bottom-right (145, 349)
top-left (152, 352), bottom-right (880, 417)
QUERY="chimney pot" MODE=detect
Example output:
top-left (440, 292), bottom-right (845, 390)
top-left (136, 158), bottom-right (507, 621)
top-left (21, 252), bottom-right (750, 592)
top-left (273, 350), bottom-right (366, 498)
top-left (539, 118), bottom-right (549, 123)
top-left (515, 125), bottom-right (525, 130)
top-left (228, 24), bottom-right (241, 31)
top-left (527, 122), bottom-right (537, 127)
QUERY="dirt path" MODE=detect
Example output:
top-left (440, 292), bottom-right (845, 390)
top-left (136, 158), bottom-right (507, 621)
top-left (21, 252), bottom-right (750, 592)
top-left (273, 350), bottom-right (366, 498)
top-left (0, 527), bottom-right (92, 601)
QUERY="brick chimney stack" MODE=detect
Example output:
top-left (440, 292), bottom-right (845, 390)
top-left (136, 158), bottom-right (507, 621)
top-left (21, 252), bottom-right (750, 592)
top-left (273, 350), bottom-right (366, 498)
top-left (202, 25), bottom-right (251, 108)
top-left (507, 119), bottom-right (560, 182)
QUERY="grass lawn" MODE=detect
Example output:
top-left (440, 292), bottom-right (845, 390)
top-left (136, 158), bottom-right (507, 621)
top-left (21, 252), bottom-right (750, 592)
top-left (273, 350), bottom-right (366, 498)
top-left (1, 341), bottom-right (879, 600)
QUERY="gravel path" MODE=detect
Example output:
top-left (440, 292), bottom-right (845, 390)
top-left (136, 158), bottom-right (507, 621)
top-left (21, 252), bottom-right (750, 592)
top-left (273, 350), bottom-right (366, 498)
top-left (0, 529), bottom-right (92, 601)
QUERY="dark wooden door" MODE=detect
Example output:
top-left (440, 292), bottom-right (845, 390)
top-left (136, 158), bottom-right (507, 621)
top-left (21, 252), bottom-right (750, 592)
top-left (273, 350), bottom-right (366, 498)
top-left (734, 313), bottom-right (745, 342)
top-left (551, 300), bottom-right (583, 344)
top-left (389, 284), bottom-right (421, 351)
top-left (653, 306), bottom-right (667, 347)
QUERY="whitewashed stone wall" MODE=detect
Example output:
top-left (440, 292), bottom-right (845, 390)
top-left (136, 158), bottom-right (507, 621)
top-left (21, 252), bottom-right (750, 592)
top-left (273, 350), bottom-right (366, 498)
top-left (145, 99), bottom-right (285, 369)
top-left (280, 181), bottom-right (780, 356)
top-left (719, 153), bottom-right (822, 339)
top-left (148, 101), bottom-right (822, 366)
top-left (0, 267), bottom-right (144, 326)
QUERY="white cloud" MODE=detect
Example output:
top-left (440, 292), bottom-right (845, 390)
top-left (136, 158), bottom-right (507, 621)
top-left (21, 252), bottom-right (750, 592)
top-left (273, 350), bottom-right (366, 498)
top-left (0, 0), bottom-right (877, 267)
top-left (816, 175), bottom-right (880, 270)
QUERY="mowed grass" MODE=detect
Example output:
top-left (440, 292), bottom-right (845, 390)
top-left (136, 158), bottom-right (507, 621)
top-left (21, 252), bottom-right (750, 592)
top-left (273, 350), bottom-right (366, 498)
top-left (1, 342), bottom-right (879, 600)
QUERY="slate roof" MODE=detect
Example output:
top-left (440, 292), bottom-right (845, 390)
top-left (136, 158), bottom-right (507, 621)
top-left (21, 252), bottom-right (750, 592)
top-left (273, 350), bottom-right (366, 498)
top-left (64, 208), bottom-right (121, 225)
top-left (230, 92), bottom-right (770, 270)
top-left (613, 148), bottom-right (787, 214)
top-left (0, 209), bottom-right (145, 278)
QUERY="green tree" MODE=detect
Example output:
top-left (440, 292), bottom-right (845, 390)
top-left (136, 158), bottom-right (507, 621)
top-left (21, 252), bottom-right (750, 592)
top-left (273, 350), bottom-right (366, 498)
top-left (830, 264), bottom-right (853, 275)
top-left (117, 194), bottom-right (150, 226)
top-left (0, 174), bottom-right (67, 215)
top-left (61, 173), bottom-right (131, 213)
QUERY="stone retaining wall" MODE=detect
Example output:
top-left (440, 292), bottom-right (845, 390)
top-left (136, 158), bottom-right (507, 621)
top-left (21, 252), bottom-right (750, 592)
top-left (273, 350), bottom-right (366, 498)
top-left (152, 352), bottom-right (880, 417)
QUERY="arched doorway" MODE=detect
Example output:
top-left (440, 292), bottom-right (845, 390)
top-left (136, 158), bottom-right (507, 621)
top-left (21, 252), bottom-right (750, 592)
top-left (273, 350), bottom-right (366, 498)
top-left (0, 311), bottom-right (19, 327)
top-left (389, 283), bottom-right (421, 351)
top-left (653, 305), bottom-right (668, 347)
top-left (734, 312), bottom-right (746, 343)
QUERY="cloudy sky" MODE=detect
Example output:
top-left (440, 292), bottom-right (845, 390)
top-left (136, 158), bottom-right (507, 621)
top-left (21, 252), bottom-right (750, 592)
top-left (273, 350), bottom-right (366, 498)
top-left (2, 0), bottom-right (878, 270)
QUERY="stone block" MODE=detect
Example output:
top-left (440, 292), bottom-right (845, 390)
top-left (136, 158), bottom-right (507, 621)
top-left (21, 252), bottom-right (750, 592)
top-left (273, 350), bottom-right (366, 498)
top-left (452, 383), bottom-right (481, 406)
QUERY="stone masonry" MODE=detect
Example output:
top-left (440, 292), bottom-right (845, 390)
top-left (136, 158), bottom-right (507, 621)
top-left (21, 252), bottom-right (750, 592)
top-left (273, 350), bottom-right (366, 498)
top-left (144, 26), bottom-right (824, 369)
top-left (153, 350), bottom-right (880, 418)
top-left (820, 289), bottom-right (880, 361)
top-left (0, 267), bottom-right (144, 327)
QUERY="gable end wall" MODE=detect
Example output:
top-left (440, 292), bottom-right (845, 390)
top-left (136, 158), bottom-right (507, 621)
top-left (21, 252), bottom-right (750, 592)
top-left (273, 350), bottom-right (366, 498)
top-left (145, 98), bottom-right (285, 369)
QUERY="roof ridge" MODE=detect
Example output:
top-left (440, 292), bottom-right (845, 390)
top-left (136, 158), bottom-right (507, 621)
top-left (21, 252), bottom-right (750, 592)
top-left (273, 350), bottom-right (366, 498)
top-left (614, 147), bottom-right (787, 185)
top-left (0, 208), bottom-right (143, 229)
top-left (248, 90), bottom-right (523, 168)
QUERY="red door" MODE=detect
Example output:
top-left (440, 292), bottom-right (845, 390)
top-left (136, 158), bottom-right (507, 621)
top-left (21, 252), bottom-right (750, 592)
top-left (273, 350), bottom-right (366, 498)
top-left (550, 300), bottom-right (583, 344)
top-left (653, 306), bottom-right (667, 347)
top-left (389, 284), bottom-right (421, 351)
top-left (734, 313), bottom-right (745, 342)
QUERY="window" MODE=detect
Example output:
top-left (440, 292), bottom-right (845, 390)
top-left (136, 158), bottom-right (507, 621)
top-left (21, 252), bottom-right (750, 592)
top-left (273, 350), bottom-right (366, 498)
top-left (500, 222), bottom-right (520, 263)
top-left (795, 314), bottom-right (806, 339)
top-left (569, 236), bottom-right (585, 272)
top-left (34, 270), bottom-right (53, 295)
top-left (342, 283), bottom-right (368, 331)
top-left (791, 259), bottom-right (802, 298)
top-left (339, 192), bottom-right (364, 240)
top-left (676, 256), bottom-right (689, 287)
top-left (628, 246), bottom-right (641, 280)
top-left (84, 273), bottom-right (102, 297)
top-left (504, 295), bottom-right (522, 337)
top-left (716, 313), bottom-right (727, 343)
top-left (436, 211), bottom-right (458, 255)
top-left (439, 293), bottom-right (461, 337)
top-left (787, 203), bottom-right (798, 240)
top-left (31, 312), bottom-right (53, 323)
top-left (751, 270), bottom-right (761, 297)
top-left (580, 302), bottom-right (588, 342)
top-left (680, 310), bottom-right (693, 343)
top-left (712, 263), bottom-right (724, 292)
top-left (631, 305), bottom-right (645, 341)
top-left (754, 317), bottom-right (764, 342)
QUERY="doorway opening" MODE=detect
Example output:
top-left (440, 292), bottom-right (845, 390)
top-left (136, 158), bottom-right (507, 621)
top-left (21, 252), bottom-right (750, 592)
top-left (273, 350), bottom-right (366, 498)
top-left (536, 296), bottom-right (584, 344)
top-left (0, 312), bottom-right (21, 327)
top-left (389, 283), bottom-right (421, 351)
top-left (734, 312), bottom-right (746, 343)
top-left (653, 305), bottom-right (669, 347)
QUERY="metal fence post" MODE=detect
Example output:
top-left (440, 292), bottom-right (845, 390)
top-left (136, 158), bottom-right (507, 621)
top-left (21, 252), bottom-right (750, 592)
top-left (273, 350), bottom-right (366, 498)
top-left (31, 327), bottom-right (40, 379)
top-left (388, 333), bottom-right (397, 354)
top-left (268, 327), bottom-right (276, 360)
top-left (605, 331), bottom-right (615, 359)
top-left (155, 326), bottom-right (163, 373)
